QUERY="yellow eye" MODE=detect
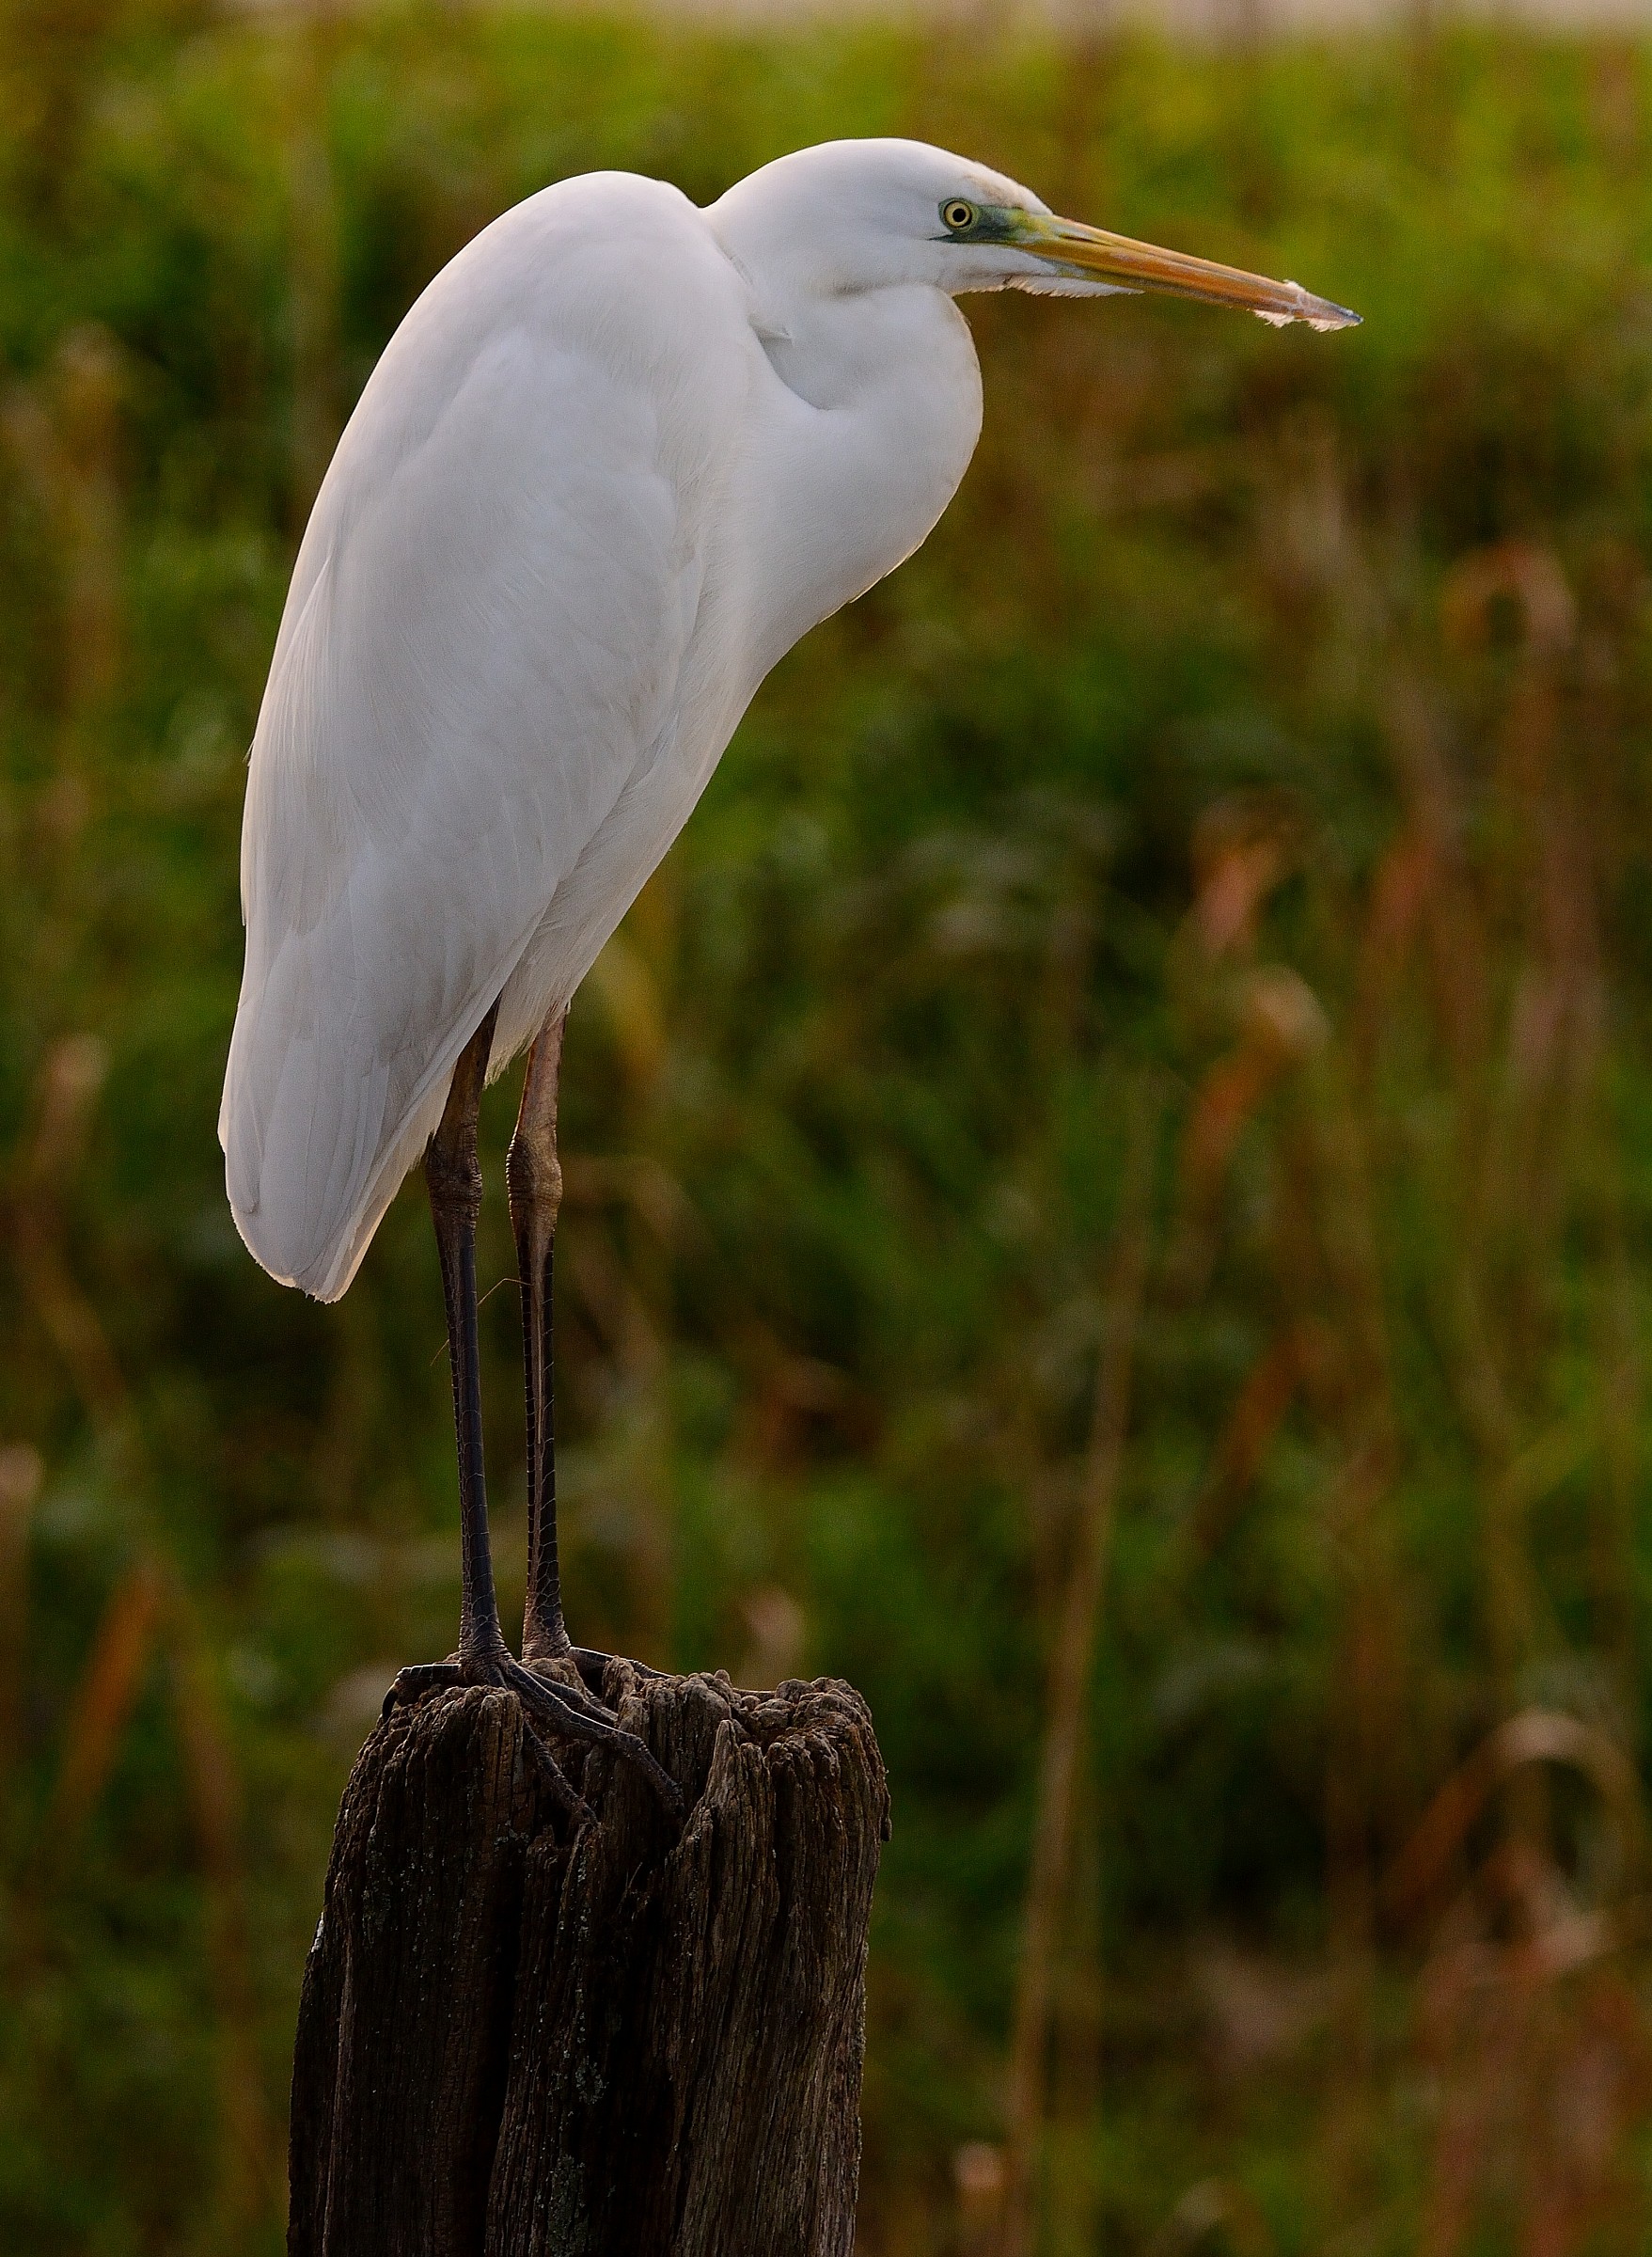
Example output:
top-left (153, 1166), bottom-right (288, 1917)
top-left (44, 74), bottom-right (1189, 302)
top-left (941, 199), bottom-right (978, 233)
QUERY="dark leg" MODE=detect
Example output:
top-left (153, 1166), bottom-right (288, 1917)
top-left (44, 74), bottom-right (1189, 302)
top-left (429, 1002), bottom-right (508, 1670)
top-left (509, 1008), bottom-right (668, 1697)
top-left (509, 1008), bottom-right (572, 1665)
top-left (383, 1002), bottom-right (682, 1818)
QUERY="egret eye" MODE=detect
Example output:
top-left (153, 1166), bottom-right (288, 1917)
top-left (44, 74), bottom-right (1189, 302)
top-left (941, 199), bottom-right (978, 233)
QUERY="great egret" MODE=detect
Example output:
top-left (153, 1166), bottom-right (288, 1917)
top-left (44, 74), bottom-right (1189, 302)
top-left (222, 137), bottom-right (1355, 1806)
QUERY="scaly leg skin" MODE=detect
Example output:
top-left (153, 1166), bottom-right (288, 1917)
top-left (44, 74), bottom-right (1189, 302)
top-left (508, 1007), bottom-right (573, 1670)
top-left (509, 1008), bottom-right (668, 1711)
top-left (383, 1000), bottom-right (682, 1821)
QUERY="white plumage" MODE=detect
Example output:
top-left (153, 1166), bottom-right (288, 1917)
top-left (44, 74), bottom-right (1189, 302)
top-left (222, 137), bottom-right (1354, 1300)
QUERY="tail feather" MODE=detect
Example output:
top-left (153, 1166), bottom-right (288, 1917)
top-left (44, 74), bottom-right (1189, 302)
top-left (221, 944), bottom-right (484, 1302)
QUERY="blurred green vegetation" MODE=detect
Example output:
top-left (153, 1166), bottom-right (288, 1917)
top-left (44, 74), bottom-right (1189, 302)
top-left (5, 7), bottom-right (1652, 2251)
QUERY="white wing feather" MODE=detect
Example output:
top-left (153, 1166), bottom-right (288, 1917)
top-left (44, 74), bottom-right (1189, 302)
top-left (220, 174), bottom-right (748, 1300)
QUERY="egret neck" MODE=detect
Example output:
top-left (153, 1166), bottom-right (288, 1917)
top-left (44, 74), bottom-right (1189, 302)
top-left (724, 273), bottom-right (984, 683)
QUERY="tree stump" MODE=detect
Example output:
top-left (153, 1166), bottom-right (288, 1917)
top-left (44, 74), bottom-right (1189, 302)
top-left (288, 1665), bottom-right (889, 2257)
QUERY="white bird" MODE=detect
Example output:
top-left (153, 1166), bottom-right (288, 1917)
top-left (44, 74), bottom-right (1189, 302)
top-left (222, 136), bottom-right (1355, 1799)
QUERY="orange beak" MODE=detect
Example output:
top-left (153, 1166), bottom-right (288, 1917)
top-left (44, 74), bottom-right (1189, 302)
top-left (1018, 211), bottom-right (1359, 331)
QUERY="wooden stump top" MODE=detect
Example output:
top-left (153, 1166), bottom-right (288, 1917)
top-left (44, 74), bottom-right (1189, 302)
top-left (290, 1667), bottom-right (888, 2257)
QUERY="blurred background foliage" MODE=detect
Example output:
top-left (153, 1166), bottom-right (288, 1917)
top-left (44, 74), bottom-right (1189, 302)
top-left (4, 6), bottom-right (1652, 2252)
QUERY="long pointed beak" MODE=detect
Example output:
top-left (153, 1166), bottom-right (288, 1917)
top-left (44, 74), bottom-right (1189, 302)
top-left (1019, 212), bottom-right (1360, 332)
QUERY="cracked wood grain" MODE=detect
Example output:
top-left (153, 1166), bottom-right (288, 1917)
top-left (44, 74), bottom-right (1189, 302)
top-left (288, 1668), bottom-right (888, 2257)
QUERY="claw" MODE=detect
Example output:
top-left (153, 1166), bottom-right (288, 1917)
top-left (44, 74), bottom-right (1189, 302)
top-left (382, 1659), bottom-right (464, 1717)
top-left (567, 1644), bottom-right (667, 1692)
top-left (516, 1653), bottom-right (626, 1728)
top-left (503, 1656), bottom-right (684, 1820)
top-left (518, 1728), bottom-right (590, 1824)
top-left (377, 1649), bottom-right (684, 1822)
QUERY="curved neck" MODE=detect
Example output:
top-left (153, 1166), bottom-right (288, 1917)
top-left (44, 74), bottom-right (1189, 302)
top-left (727, 280), bottom-right (984, 684)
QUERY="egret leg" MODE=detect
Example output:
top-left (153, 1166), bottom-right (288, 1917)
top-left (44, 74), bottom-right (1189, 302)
top-left (383, 1002), bottom-right (682, 1819)
top-left (509, 1007), bottom-right (669, 1699)
top-left (429, 1001), bottom-right (507, 1671)
top-left (508, 1007), bottom-right (572, 1666)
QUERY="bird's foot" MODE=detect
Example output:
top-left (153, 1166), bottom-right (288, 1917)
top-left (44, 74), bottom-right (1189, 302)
top-left (383, 1646), bottom-right (683, 1819)
top-left (525, 1639), bottom-right (669, 1698)
top-left (382, 1657), bottom-right (472, 1711)
top-left (380, 1652), bottom-right (587, 1817)
top-left (503, 1654), bottom-right (684, 1817)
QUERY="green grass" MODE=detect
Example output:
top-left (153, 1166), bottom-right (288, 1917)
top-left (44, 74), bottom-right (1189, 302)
top-left (5, 8), bottom-right (1652, 2250)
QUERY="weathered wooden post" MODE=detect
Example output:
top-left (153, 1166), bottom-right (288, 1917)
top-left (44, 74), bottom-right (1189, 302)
top-left (288, 1665), bottom-right (888, 2257)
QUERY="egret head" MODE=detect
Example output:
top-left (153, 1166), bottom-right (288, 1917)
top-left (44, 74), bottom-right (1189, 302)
top-left (709, 137), bottom-right (1358, 333)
